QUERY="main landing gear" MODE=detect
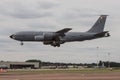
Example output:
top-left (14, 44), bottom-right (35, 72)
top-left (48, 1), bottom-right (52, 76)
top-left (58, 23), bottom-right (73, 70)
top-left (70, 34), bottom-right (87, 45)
top-left (51, 41), bottom-right (60, 47)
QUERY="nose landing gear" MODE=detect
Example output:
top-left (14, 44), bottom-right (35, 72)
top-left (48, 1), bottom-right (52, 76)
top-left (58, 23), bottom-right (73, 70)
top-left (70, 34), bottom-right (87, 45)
top-left (20, 41), bottom-right (24, 45)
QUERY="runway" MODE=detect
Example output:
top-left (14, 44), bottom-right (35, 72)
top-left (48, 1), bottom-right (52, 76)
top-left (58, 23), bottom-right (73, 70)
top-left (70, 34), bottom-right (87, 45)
top-left (0, 72), bottom-right (120, 80)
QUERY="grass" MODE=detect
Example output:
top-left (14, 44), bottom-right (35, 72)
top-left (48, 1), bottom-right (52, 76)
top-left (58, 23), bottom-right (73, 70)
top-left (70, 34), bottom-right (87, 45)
top-left (1, 68), bottom-right (120, 75)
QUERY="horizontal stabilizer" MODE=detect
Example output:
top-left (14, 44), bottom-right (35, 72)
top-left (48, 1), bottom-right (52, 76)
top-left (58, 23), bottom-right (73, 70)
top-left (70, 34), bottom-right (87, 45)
top-left (95, 31), bottom-right (110, 37)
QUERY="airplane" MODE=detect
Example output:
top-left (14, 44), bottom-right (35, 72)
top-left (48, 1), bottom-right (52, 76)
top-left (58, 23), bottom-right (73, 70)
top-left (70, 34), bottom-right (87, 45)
top-left (10, 15), bottom-right (110, 47)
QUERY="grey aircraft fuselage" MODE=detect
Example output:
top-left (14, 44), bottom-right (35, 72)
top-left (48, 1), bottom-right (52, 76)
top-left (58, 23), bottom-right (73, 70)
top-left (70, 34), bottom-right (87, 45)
top-left (12, 31), bottom-right (95, 42)
top-left (10, 15), bottom-right (110, 47)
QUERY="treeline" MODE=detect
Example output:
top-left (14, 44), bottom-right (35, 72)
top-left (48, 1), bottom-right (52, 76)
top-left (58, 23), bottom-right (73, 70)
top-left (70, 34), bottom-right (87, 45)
top-left (26, 59), bottom-right (120, 68)
top-left (99, 61), bottom-right (120, 67)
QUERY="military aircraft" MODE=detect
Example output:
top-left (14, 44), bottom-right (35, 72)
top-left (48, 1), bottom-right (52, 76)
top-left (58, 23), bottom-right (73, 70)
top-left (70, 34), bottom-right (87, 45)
top-left (10, 15), bottom-right (110, 47)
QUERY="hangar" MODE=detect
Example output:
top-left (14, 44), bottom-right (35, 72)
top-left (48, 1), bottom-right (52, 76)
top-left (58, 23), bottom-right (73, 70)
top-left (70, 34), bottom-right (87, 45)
top-left (0, 62), bottom-right (39, 69)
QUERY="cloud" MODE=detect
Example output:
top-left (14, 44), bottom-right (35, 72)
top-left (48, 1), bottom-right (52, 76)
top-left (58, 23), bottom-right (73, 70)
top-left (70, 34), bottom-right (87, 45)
top-left (38, 1), bottom-right (59, 9)
top-left (0, 0), bottom-right (58, 19)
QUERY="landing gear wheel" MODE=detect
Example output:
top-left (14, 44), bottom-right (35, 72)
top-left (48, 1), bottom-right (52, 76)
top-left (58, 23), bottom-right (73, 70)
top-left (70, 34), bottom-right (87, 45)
top-left (53, 45), bottom-right (56, 47)
top-left (57, 44), bottom-right (60, 47)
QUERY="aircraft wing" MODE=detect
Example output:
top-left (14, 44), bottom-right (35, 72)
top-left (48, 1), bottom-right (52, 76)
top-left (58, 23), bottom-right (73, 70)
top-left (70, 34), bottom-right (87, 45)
top-left (56, 28), bottom-right (72, 33)
top-left (56, 28), bottom-right (72, 36)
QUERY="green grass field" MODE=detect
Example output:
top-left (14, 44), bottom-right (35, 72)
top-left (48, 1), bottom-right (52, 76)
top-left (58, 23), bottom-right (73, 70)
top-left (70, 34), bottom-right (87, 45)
top-left (1, 68), bottom-right (120, 75)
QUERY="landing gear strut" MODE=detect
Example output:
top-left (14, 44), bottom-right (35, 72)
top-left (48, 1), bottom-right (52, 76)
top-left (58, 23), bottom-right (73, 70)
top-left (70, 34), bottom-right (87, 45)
top-left (20, 41), bottom-right (24, 45)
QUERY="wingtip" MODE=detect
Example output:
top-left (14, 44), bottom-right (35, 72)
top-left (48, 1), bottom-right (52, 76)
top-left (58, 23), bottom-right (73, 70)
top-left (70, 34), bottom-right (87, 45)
top-left (100, 15), bottom-right (109, 17)
top-left (66, 28), bottom-right (72, 30)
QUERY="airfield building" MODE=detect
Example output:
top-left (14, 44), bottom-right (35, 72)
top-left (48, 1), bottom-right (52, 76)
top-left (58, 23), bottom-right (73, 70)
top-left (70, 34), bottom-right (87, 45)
top-left (0, 62), bottom-right (39, 69)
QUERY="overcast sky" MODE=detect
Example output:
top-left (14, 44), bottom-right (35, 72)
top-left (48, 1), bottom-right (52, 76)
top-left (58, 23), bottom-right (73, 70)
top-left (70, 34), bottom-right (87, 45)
top-left (0, 0), bottom-right (120, 63)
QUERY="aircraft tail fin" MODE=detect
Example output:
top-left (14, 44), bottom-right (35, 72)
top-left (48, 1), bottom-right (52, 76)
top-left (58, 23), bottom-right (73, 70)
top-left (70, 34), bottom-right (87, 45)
top-left (87, 15), bottom-right (108, 33)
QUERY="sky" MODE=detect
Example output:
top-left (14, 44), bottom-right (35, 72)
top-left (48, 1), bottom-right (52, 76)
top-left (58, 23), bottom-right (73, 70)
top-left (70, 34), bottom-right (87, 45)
top-left (0, 0), bottom-right (120, 63)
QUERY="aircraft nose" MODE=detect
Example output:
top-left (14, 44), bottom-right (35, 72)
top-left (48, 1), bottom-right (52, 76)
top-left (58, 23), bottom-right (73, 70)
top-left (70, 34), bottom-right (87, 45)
top-left (10, 34), bottom-right (15, 39)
